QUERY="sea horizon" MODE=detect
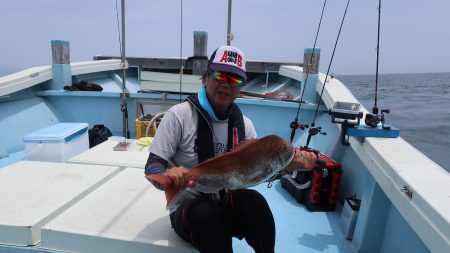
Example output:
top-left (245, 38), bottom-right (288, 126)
top-left (1, 65), bottom-right (450, 78)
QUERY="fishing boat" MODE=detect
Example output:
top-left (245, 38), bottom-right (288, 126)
top-left (1, 1), bottom-right (449, 253)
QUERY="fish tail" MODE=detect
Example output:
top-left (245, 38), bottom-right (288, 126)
top-left (145, 174), bottom-right (179, 208)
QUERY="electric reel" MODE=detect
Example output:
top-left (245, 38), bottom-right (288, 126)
top-left (365, 108), bottom-right (391, 130)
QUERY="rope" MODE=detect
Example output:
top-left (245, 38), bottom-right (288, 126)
top-left (145, 111), bottom-right (166, 137)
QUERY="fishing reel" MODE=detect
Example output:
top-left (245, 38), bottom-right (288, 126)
top-left (289, 120), bottom-right (309, 143)
top-left (289, 118), bottom-right (326, 147)
top-left (365, 108), bottom-right (391, 130)
top-left (308, 125), bottom-right (326, 137)
top-left (290, 120), bottom-right (309, 131)
top-left (305, 124), bottom-right (327, 147)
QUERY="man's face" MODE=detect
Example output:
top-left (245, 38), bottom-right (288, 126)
top-left (204, 72), bottom-right (241, 114)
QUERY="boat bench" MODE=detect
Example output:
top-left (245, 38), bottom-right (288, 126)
top-left (0, 161), bottom-right (195, 253)
top-left (40, 166), bottom-right (196, 253)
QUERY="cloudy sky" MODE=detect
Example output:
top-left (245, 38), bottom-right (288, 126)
top-left (1, 0), bottom-right (449, 75)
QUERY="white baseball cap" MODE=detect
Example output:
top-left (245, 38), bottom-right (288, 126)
top-left (208, 45), bottom-right (247, 83)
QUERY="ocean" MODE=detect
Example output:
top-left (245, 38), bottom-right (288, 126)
top-left (338, 72), bottom-right (450, 172)
top-left (1, 69), bottom-right (449, 172)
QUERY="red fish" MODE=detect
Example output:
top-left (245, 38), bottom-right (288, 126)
top-left (146, 135), bottom-right (295, 207)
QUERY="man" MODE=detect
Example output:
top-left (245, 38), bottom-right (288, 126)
top-left (145, 45), bottom-right (316, 253)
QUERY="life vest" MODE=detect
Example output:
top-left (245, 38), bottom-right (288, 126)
top-left (186, 95), bottom-right (246, 163)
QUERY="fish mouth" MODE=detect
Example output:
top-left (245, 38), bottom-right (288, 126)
top-left (287, 149), bottom-right (295, 166)
top-left (279, 148), bottom-right (295, 169)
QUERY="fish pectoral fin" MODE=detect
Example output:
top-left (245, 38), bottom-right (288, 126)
top-left (166, 190), bottom-right (183, 211)
top-left (145, 174), bottom-right (180, 208)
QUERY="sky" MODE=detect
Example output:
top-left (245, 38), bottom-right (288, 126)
top-left (1, 0), bottom-right (449, 75)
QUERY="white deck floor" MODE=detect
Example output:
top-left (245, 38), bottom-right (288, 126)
top-left (0, 161), bottom-right (119, 246)
top-left (67, 140), bottom-right (149, 169)
top-left (40, 167), bottom-right (195, 253)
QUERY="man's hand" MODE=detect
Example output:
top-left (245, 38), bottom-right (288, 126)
top-left (163, 167), bottom-right (190, 189)
top-left (284, 148), bottom-right (317, 172)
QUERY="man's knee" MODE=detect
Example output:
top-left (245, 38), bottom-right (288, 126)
top-left (225, 189), bottom-right (273, 226)
top-left (184, 196), bottom-right (221, 224)
top-left (230, 189), bottom-right (269, 209)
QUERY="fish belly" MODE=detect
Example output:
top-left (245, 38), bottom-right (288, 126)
top-left (193, 169), bottom-right (276, 193)
top-left (193, 174), bottom-right (230, 193)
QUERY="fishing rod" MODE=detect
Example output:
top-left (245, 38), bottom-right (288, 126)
top-left (305, 0), bottom-right (351, 147)
top-left (365, 0), bottom-right (391, 129)
top-left (374, 0), bottom-right (381, 114)
top-left (289, 0), bottom-right (328, 144)
top-left (117, 0), bottom-right (130, 138)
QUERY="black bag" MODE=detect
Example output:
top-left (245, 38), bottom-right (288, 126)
top-left (88, 125), bottom-right (113, 148)
top-left (64, 80), bottom-right (103, 91)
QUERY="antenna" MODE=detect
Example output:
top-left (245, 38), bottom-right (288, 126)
top-left (227, 0), bottom-right (233, 45)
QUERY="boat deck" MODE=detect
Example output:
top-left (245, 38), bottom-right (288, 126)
top-left (66, 139), bottom-right (150, 169)
top-left (0, 140), bottom-right (353, 253)
top-left (235, 182), bottom-right (353, 253)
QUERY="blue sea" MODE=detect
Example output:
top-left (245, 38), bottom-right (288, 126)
top-left (338, 72), bottom-right (450, 172)
top-left (1, 69), bottom-right (449, 171)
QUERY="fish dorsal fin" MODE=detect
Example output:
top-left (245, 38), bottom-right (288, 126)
top-left (230, 138), bottom-right (258, 153)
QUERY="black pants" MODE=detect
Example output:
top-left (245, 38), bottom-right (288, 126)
top-left (169, 189), bottom-right (275, 253)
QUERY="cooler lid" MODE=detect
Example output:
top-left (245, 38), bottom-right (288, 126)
top-left (23, 123), bottom-right (88, 142)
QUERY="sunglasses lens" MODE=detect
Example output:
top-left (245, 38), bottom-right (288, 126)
top-left (212, 71), bottom-right (244, 87)
top-left (227, 75), bottom-right (244, 87)
top-left (212, 71), bottom-right (226, 82)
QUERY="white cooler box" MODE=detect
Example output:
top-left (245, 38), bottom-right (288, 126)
top-left (23, 123), bottom-right (89, 162)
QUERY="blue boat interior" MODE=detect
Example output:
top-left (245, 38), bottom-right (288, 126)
top-left (0, 57), bottom-right (434, 253)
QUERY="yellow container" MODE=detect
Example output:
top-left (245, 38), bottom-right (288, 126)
top-left (135, 115), bottom-right (159, 138)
